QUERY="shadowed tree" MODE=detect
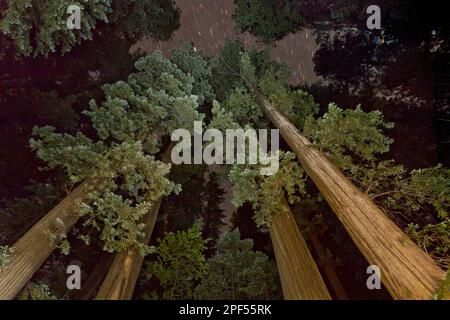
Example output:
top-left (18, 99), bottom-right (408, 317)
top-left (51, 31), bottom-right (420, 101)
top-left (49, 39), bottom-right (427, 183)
top-left (196, 229), bottom-right (279, 300)
top-left (201, 172), bottom-right (226, 244)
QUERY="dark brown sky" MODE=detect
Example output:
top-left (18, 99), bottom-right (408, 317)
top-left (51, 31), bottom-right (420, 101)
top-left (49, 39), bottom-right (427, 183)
top-left (132, 0), bottom-right (318, 85)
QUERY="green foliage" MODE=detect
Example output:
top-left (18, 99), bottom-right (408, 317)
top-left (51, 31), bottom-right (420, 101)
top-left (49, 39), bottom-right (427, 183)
top-left (201, 172), bottom-right (226, 242)
top-left (394, 166), bottom-right (450, 220)
top-left (218, 42), bottom-right (449, 268)
top-left (222, 87), bottom-right (265, 127)
top-left (434, 270), bottom-right (450, 300)
top-left (85, 51), bottom-right (202, 153)
top-left (0, 0), bottom-right (180, 57)
top-left (74, 142), bottom-right (179, 253)
top-left (208, 100), bottom-right (240, 131)
top-left (108, 0), bottom-right (180, 41)
top-left (195, 229), bottom-right (279, 299)
top-left (31, 130), bottom-right (178, 253)
top-left (143, 223), bottom-right (207, 299)
top-left (17, 282), bottom-right (58, 300)
top-left (30, 50), bottom-right (210, 254)
top-left (304, 103), bottom-right (394, 177)
top-left (0, 245), bottom-right (13, 269)
top-left (259, 76), bottom-right (319, 130)
top-left (230, 152), bottom-right (306, 227)
top-left (239, 52), bottom-right (257, 89)
top-left (210, 57), bottom-right (308, 228)
top-left (30, 126), bottom-right (107, 183)
top-left (398, 167), bottom-right (450, 266)
top-left (55, 235), bottom-right (71, 256)
top-left (233, 0), bottom-right (304, 43)
top-left (228, 45), bottom-right (318, 130)
top-left (0, 0), bottom-right (110, 57)
top-left (212, 39), bottom-right (246, 99)
top-left (212, 40), bottom-right (290, 99)
top-left (171, 43), bottom-right (215, 105)
top-left (406, 221), bottom-right (449, 265)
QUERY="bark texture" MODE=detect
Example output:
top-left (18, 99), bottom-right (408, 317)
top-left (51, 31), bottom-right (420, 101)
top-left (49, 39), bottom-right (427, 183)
top-left (0, 180), bottom-right (92, 300)
top-left (256, 92), bottom-right (446, 300)
top-left (269, 199), bottom-right (331, 300)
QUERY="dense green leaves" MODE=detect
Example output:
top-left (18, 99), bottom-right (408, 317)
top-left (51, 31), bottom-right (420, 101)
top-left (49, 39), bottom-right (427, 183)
top-left (230, 152), bottom-right (306, 227)
top-left (0, 0), bottom-right (110, 57)
top-left (236, 46), bottom-right (319, 130)
top-left (28, 51), bottom-right (214, 253)
top-left (76, 142), bottom-right (179, 254)
top-left (31, 131), bottom-right (178, 253)
top-left (196, 229), bottom-right (279, 299)
top-left (212, 39), bottom-right (290, 99)
top-left (108, 0), bottom-right (180, 41)
top-left (143, 223), bottom-right (207, 299)
top-left (303, 103), bottom-right (394, 176)
top-left (208, 100), bottom-right (240, 131)
top-left (222, 87), bottom-right (264, 127)
top-left (171, 43), bottom-right (215, 105)
top-left (86, 51), bottom-right (202, 153)
top-left (30, 126), bottom-right (106, 182)
top-left (396, 166), bottom-right (450, 220)
top-left (0, 0), bottom-right (180, 57)
top-left (260, 76), bottom-right (319, 130)
top-left (233, 0), bottom-right (304, 43)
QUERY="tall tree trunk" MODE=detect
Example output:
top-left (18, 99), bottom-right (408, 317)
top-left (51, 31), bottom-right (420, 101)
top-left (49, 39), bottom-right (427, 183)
top-left (0, 180), bottom-right (92, 300)
top-left (256, 92), bottom-right (446, 300)
top-left (269, 198), bottom-right (331, 300)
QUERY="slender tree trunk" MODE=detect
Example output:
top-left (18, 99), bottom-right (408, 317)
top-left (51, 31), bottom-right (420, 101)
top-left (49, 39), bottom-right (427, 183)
top-left (0, 180), bottom-right (92, 300)
top-left (310, 233), bottom-right (348, 300)
top-left (269, 198), bottom-right (331, 300)
top-left (256, 92), bottom-right (446, 300)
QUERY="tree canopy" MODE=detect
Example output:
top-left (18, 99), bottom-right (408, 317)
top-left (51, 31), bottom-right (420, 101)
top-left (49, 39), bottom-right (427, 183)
top-left (28, 50), bottom-right (210, 254)
top-left (0, 0), bottom-right (180, 57)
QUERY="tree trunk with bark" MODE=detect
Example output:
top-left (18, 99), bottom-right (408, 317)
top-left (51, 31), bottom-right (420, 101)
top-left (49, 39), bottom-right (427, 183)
top-left (256, 92), bottom-right (446, 300)
top-left (0, 180), bottom-right (92, 300)
top-left (269, 198), bottom-right (331, 300)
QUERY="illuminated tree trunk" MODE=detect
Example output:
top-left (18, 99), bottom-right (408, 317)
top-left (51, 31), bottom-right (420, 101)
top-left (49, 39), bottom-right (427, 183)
top-left (256, 92), bottom-right (446, 300)
top-left (0, 180), bottom-right (92, 300)
top-left (269, 198), bottom-right (331, 300)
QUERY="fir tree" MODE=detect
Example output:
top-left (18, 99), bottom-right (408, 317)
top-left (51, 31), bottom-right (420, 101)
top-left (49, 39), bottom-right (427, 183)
top-left (201, 172), bottom-right (226, 243)
top-left (196, 229), bottom-right (279, 300)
